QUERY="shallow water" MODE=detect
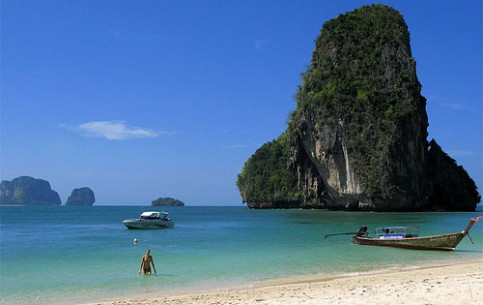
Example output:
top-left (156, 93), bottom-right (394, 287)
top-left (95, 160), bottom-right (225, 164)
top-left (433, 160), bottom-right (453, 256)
top-left (1, 206), bottom-right (481, 304)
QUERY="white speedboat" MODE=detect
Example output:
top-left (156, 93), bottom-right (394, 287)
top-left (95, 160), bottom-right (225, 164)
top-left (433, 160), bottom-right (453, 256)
top-left (123, 211), bottom-right (175, 229)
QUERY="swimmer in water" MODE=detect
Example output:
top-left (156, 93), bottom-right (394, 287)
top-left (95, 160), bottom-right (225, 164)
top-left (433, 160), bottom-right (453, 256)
top-left (139, 249), bottom-right (156, 275)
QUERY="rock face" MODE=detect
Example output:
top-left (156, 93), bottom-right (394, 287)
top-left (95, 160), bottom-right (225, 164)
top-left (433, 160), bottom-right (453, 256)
top-left (0, 176), bottom-right (61, 205)
top-left (237, 133), bottom-right (300, 208)
top-left (237, 5), bottom-right (480, 211)
top-left (426, 140), bottom-right (480, 211)
top-left (65, 187), bottom-right (96, 206)
top-left (289, 4), bottom-right (428, 211)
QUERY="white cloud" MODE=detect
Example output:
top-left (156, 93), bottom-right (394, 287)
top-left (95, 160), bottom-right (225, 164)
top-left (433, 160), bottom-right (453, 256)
top-left (103, 29), bottom-right (121, 39)
top-left (254, 39), bottom-right (267, 50)
top-left (74, 121), bottom-right (163, 140)
top-left (429, 96), bottom-right (471, 111)
top-left (442, 102), bottom-right (470, 111)
top-left (447, 150), bottom-right (480, 157)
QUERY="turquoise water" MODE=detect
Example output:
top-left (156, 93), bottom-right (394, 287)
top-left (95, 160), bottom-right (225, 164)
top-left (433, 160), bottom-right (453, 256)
top-left (1, 206), bottom-right (482, 305)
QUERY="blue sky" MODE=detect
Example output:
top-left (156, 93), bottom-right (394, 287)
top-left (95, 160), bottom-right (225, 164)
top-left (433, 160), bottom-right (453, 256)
top-left (1, 0), bottom-right (481, 206)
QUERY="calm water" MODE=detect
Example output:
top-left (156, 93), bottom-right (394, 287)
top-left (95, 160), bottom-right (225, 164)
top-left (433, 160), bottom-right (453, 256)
top-left (1, 206), bottom-right (482, 305)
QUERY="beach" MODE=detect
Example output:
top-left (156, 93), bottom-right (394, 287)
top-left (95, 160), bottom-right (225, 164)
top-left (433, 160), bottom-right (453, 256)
top-left (3, 207), bottom-right (482, 305)
top-left (87, 259), bottom-right (482, 305)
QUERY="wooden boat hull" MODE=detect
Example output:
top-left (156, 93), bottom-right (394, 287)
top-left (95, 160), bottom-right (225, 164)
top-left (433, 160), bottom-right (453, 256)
top-left (354, 232), bottom-right (465, 251)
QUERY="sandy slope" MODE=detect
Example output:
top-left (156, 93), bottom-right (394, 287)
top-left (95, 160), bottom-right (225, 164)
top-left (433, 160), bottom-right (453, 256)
top-left (87, 260), bottom-right (482, 305)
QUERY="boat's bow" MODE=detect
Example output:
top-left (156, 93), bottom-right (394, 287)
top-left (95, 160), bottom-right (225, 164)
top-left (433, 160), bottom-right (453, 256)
top-left (462, 216), bottom-right (483, 244)
top-left (353, 216), bottom-right (482, 251)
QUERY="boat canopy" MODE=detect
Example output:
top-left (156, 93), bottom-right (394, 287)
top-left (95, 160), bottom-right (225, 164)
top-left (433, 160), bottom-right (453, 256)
top-left (376, 226), bottom-right (419, 231)
top-left (375, 226), bottom-right (419, 238)
top-left (140, 211), bottom-right (168, 218)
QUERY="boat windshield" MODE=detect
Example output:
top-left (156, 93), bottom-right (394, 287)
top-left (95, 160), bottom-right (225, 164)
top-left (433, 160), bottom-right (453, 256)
top-left (139, 211), bottom-right (169, 220)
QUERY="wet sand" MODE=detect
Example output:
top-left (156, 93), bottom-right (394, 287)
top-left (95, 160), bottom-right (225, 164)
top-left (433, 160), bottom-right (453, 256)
top-left (86, 259), bottom-right (482, 305)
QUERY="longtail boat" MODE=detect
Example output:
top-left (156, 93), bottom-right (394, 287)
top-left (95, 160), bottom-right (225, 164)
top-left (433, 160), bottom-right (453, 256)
top-left (325, 216), bottom-right (482, 251)
top-left (353, 216), bottom-right (482, 251)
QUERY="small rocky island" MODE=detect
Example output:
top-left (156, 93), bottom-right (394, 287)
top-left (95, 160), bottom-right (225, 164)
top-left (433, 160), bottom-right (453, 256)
top-left (152, 197), bottom-right (185, 206)
top-left (237, 5), bottom-right (480, 211)
top-left (1, 176), bottom-right (96, 206)
top-left (65, 187), bottom-right (96, 206)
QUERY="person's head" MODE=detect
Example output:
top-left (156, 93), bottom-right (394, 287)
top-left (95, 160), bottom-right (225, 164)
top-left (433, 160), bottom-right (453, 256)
top-left (146, 249), bottom-right (151, 255)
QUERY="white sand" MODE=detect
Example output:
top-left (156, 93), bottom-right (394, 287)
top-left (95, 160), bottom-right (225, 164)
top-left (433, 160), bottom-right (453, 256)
top-left (87, 259), bottom-right (482, 305)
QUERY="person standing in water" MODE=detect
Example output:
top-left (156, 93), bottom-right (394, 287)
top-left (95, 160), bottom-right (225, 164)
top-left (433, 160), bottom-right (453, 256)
top-left (139, 249), bottom-right (157, 275)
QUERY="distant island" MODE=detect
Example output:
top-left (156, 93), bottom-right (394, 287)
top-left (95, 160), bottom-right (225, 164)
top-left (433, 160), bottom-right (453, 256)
top-left (65, 187), bottom-right (96, 206)
top-left (0, 176), bottom-right (96, 206)
top-left (151, 197), bottom-right (185, 206)
top-left (0, 176), bottom-right (61, 205)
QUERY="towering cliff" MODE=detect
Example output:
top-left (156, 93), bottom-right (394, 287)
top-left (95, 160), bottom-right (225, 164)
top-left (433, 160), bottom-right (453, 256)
top-left (237, 5), bottom-right (480, 211)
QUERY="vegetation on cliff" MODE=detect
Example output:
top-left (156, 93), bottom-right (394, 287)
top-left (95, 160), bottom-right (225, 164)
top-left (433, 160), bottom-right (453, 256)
top-left (152, 197), bottom-right (185, 206)
top-left (289, 5), bottom-right (423, 198)
top-left (427, 140), bottom-right (481, 211)
top-left (237, 133), bottom-right (300, 208)
top-left (237, 4), bottom-right (479, 211)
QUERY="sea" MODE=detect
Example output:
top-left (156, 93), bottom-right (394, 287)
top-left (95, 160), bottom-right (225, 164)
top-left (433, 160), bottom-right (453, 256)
top-left (1, 205), bottom-right (482, 305)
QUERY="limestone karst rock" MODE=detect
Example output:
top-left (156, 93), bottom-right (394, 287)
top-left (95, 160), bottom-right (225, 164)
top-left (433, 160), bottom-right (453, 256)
top-left (65, 187), bottom-right (96, 206)
top-left (0, 176), bottom-right (61, 205)
top-left (237, 5), bottom-right (480, 211)
top-left (151, 197), bottom-right (185, 206)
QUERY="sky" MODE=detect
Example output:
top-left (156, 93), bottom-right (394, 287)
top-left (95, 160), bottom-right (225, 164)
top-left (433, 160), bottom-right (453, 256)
top-left (1, 0), bottom-right (481, 206)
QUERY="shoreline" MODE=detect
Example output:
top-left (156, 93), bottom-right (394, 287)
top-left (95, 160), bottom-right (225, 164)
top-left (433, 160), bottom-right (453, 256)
top-left (85, 257), bottom-right (483, 305)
